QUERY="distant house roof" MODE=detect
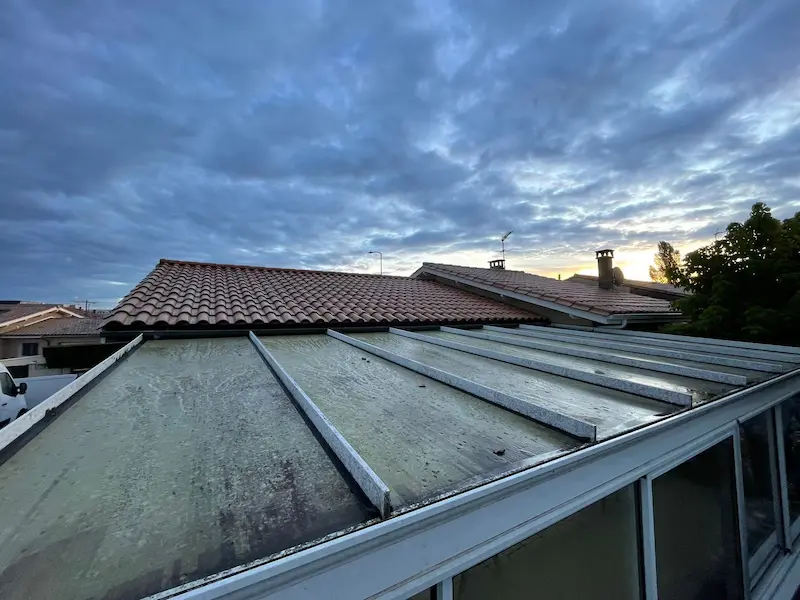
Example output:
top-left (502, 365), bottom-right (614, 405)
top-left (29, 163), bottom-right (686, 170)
top-left (0, 303), bottom-right (86, 332)
top-left (1, 317), bottom-right (105, 337)
top-left (566, 274), bottom-right (691, 301)
top-left (103, 259), bottom-right (543, 329)
top-left (0, 303), bottom-right (60, 324)
top-left (412, 263), bottom-right (682, 325)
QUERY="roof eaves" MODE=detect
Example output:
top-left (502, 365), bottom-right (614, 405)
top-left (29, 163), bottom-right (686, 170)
top-left (613, 312), bottom-right (685, 324)
top-left (0, 308), bottom-right (59, 332)
top-left (57, 307), bottom-right (87, 319)
top-left (1, 331), bottom-right (101, 338)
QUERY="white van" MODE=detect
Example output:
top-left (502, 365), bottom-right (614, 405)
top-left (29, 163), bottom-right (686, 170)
top-left (0, 363), bottom-right (28, 428)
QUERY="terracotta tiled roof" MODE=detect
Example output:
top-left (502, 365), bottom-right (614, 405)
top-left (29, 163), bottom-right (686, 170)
top-left (566, 274), bottom-right (691, 298)
top-left (1, 317), bottom-right (105, 337)
top-left (416, 263), bottom-right (679, 317)
top-left (566, 273), bottom-right (692, 299)
top-left (103, 259), bottom-right (543, 329)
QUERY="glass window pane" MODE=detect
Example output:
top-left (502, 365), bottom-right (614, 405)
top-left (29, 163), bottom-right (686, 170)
top-left (653, 439), bottom-right (743, 600)
top-left (453, 485), bottom-right (641, 600)
top-left (782, 397), bottom-right (800, 526)
top-left (408, 588), bottom-right (434, 600)
top-left (740, 412), bottom-right (778, 558)
top-left (0, 373), bottom-right (15, 395)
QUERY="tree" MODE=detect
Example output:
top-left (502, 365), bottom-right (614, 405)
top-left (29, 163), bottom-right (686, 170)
top-left (649, 241), bottom-right (681, 284)
top-left (663, 202), bottom-right (800, 345)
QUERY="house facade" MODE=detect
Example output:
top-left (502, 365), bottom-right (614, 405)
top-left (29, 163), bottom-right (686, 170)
top-left (0, 306), bottom-right (110, 377)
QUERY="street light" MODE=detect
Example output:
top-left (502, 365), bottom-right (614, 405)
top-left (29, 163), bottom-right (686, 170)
top-left (368, 251), bottom-right (383, 275)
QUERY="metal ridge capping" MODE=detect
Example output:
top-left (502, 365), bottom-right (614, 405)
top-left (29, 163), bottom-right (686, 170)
top-left (390, 327), bottom-right (692, 406)
top-left (327, 329), bottom-right (597, 442)
top-left (590, 326), bottom-right (800, 355)
top-left (487, 325), bottom-right (788, 373)
top-left (520, 324), bottom-right (800, 364)
top-left (440, 326), bottom-right (747, 386)
top-left (0, 334), bottom-right (145, 453)
top-left (248, 332), bottom-right (392, 517)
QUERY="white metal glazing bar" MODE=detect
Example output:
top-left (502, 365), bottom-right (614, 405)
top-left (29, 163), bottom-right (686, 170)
top-left (249, 332), bottom-right (392, 517)
top-left (733, 425), bottom-right (752, 598)
top-left (639, 477), bottom-right (658, 600)
top-left (775, 406), bottom-right (793, 551)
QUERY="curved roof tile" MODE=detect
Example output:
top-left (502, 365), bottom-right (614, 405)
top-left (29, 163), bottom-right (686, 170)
top-left (104, 259), bottom-right (542, 329)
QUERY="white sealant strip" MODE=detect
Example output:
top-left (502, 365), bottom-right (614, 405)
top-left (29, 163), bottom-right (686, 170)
top-left (486, 326), bottom-right (786, 373)
top-left (327, 329), bottom-right (597, 442)
top-left (441, 326), bottom-right (747, 386)
top-left (249, 332), bottom-right (392, 518)
top-left (0, 334), bottom-right (145, 453)
top-left (391, 328), bottom-right (692, 407)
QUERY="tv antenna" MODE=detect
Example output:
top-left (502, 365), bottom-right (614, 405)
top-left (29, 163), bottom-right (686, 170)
top-left (73, 298), bottom-right (96, 312)
top-left (500, 230), bottom-right (513, 263)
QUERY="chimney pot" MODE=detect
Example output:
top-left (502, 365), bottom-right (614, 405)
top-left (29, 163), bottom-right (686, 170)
top-left (596, 249), bottom-right (614, 290)
top-left (489, 259), bottom-right (506, 270)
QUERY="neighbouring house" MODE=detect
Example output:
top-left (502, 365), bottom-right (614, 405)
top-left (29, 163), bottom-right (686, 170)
top-left (566, 273), bottom-right (692, 302)
top-left (0, 305), bottom-right (114, 377)
top-left (1, 257), bottom-right (799, 600)
top-left (101, 258), bottom-right (542, 330)
top-left (411, 250), bottom-right (683, 327)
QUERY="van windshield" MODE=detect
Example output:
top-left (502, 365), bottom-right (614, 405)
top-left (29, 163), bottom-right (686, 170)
top-left (0, 373), bottom-right (15, 396)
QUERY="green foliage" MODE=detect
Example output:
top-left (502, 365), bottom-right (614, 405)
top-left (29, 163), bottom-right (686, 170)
top-left (662, 203), bottom-right (800, 345)
top-left (648, 241), bottom-right (681, 283)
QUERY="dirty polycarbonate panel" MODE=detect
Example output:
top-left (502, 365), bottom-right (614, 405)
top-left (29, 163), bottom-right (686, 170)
top-left (260, 334), bottom-right (577, 508)
top-left (483, 328), bottom-right (771, 384)
top-left (353, 332), bottom-right (676, 440)
top-left (425, 330), bottom-right (735, 403)
top-left (0, 338), bottom-right (371, 600)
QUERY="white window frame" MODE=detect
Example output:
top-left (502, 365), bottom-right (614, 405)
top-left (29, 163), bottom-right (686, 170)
top-left (638, 426), bottom-right (745, 599)
top-left (775, 398), bottom-right (800, 547)
top-left (738, 408), bottom-right (783, 588)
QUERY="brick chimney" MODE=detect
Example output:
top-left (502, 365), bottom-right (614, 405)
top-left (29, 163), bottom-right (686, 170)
top-left (488, 259), bottom-right (506, 270)
top-left (596, 249), bottom-right (614, 290)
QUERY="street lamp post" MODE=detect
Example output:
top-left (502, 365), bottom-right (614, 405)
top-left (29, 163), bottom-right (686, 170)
top-left (368, 251), bottom-right (383, 275)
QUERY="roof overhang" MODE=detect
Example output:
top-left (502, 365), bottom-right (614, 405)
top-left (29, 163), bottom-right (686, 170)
top-left (414, 266), bottom-right (683, 326)
top-left (611, 312), bottom-right (686, 325)
top-left (0, 307), bottom-right (85, 334)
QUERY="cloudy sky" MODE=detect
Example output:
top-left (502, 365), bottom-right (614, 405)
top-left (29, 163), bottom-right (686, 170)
top-left (3, 0), bottom-right (800, 306)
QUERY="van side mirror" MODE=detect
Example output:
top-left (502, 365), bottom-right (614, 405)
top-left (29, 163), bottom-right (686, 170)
top-left (17, 382), bottom-right (27, 395)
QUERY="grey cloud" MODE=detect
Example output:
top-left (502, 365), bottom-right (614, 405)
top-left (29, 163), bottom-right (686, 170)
top-left (2, 0), bottom-right (800, 304)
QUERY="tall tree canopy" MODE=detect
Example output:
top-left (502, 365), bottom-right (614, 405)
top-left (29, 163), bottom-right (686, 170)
top-left (663, 203), bottom-right (800, 344)
top-left (649, 241), bottom-right (681, 283)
